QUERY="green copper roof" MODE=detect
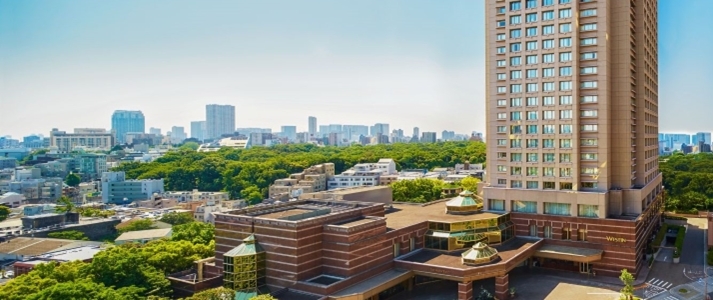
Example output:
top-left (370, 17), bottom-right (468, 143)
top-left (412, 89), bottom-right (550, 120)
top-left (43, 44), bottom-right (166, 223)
top-left (446, 190), bottom-right (482, 207)
top-left (225, 234), bottom-right (264, 257)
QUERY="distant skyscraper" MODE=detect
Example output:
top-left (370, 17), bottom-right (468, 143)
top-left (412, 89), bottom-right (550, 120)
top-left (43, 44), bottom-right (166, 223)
top-left (206, 104), bottom-right (235, 139)
top-left (149, 127), bottom-right (161, 135)
top-left (420, 132), bottom-right (436, 143)
top-left (111, 110), bottom-right (145, 144)
top-left (281, 126), bottom-right (297, 141)
top-left (413, 127), bottom-right (420, 139)
top-left (191, 121), bottom-right (207, 142)
top-left (692, 132), bottom-right (712, 145)
top-left (370, 123), bottom-right (389, 136)
top-left (308, 116), bottom-right (317, 136)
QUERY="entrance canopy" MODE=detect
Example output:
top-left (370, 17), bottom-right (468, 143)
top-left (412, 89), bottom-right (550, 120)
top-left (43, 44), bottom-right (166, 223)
top-left (534, 244), bottom-right (603, 263)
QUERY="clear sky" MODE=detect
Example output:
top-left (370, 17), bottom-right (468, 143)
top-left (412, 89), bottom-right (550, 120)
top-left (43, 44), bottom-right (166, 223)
top-left (0, 0), bottom-right (711, 138)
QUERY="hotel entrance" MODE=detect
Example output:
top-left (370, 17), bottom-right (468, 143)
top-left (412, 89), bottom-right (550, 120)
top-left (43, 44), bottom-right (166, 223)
top-left (533, 244), bottom-right (602, 274)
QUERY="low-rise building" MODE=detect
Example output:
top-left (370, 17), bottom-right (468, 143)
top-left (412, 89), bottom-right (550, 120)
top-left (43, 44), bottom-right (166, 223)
top-left (136, 196), bottom-right (179, 209)
top-left (161, 190), bottom-right (229, 203)
top-left (197, 137), bottom-right (250, 152)
top-left (0, 192), bottom-right (25, 208)
top-left (193, 200), bottom-right (247, 224)
top-left (115, 228), bottom-right (172, 245)
top-left (23, 204), bottom-right (57, 216)
top-left (101, 172), bottom-right (165, 204)
top-left (269, 163), bottom-right (335, 198)
top-left (0, 157), bottom-right (17, 170)
top-left (49, 128), bottom-right (115, 152)
top-left (327, 159), bottom-right (396, 190)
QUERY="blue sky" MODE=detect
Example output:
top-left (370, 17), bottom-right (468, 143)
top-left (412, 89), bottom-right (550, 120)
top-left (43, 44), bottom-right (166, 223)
top-left (0, 0), bottom-right (710, 138)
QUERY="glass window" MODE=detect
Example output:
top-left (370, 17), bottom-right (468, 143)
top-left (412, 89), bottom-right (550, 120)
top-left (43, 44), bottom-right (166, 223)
top-left (581, 95), bottom-right (598, 103)
top-left (581, 110), bottom-right (598, 117)
top-left (560, 52), bottom-right (572, 62)
top-left (581, 167), bottom-right (599, 175)
top-left (544, 182), bottom-right (555, 190)
top-left (542, 68), bottom-right (554, 77)
top-left (497, 60), bottom-right (507, 67)
top-left (497, 6), bottom-right (506, 14)
top-left (526, 181), bottom-right (538, 189)
top-left (559, 66), bottom-right (572, 76)
top-left (497, 126), bottom-right (507, 133)
top-left (543, 167), bottom-right (555, 176)
top-left (511, 125), bottom-right (522, 134)
top-left (581, 9), bottom-right (597, 17)
top-left (511, 111), bottom-right (522, 120)
top-left (543, 153), bottom-right (555, 162)
top-left (510, 15), bottom-right (522, 25)
top-left (526, 55), bottom-right (538, 65)
top-left (543, 110), bottom-right (555, 120)
top-left (497, 99), bottom-right (507, 106)
top-left (497, 178), bottom-right (507, 185)
top-left (497, 20), bottom-right (506, 27)
top-left (511, 139), bottom-right (522, 148)
top-left (543, 53), bottom-right (555, 63)
top-left (526, 111), bottom-right (538, 120)
top-left (511, 70), bottom-right (522, 79)
top-left (581, 23), bottom-right (597, 31)
top-left (544, 226), bottom-right (553, 238)
top-left (581, 139), bottom-right (598, 146)
top-left (560, 110), bottom-right (572, 119)
top-left (511, 153), bottom-right (522, 162)
top-left (578, 205), bottom-right (599, 218)
top-left (497, 139), bottom-right (507, 146)
top-left (559, 9), bottom-right (571, 18)
top-left (559, 38), bottom-right (572, 47)
top-left (542, 0), bottom-right (554, 7)
top-left (497, 86), bottom-right (507, 93)
top-left (511, 97), bottom-right (523, 106)
top-left (497, 73), bottom-right (507, 80)
top-left (526, 0), bottom-right (537, 8)
top-left (526, 12), bottom-right (537, 22)
top-left (559, 139), bottom-right (572, 148)
top-left (581, 182), bottom-right (598, 189)
top-left (581, 38), bottom-right (597, 46)
top-left (490, 199), bottom-right (506, 211)
top-left (559, 95), bottom-right (572, 105)
top-left (511, 84), bottom-right (523, 93)
top-left (527, 139), bottom-right (539, 148)
top-left (581, 52), bottom-right (597, 60)
top-left (511, 180), bottom-right (522, 188)
top-left (511, 29), bottom-right (522, 38)
top-left (581, 125), bottom-right (598, 132)
top-left (581, 66), bottom-right (597, 74)
top-left (542, 139), bottom-right (554, 148)
top-left (526, 124), bottom-right (538, 134)
top-left (497, 33), bottom-right (506, 41)
top-left (529, 224), bottom-right (538, 236)
top-left (542, 25), bottom-right (554, 35)
top-left (526, 97), bottom-right (538, 106)
top-left (512, 200), bottom-right (537, 213)
top-left (542, 96), bottom-right (555, 105)
top-left (511, 56), bottom-right (522, 66)
top-left (526, 153), bottom-right (538, 162)
top-left (543, 82), bottom-right (555, 91)
top-left (510, 1), bottom-right (521, 11)
top-left (581, 153), bottom-right (598, 160)
top-left (526, 83), bottom-right (538, 92)
top-left (581, 81), bottom-right (598, 88)
top-left (559, 0), bottom-right (571, 3)
top-left (526, 69), bottom-right (538, 78)
top-left (511, 43), bottom-right (521, 53)
top-left (542, 39), bottom-right (554, 49)
top-left (542, 125), bottom-right (555, 134)
top-left (497, 113), bottom-right (507, 119)
top-left (544, 203), bottom-right (571, 216)
top-left (526, 41), bottom-right (538, 50)
top-left (542, 11), bottom-right (554, 21)
top-left (526, 27), bottom-right (538, 37)
top-left (560, 167), bottom-right (572, 177)
top-left (559, 124), bottom-right (572, 133)
top-left (559, 23), bottom-right (572, 33)
top-left (559, 81), bottom-right (572, 90)
top-left (560, 153), bottom-right (571, 162)
top-left (578, 228), bottom-right (587, 241)
top-left (497, 46), bottom-right (507, 54)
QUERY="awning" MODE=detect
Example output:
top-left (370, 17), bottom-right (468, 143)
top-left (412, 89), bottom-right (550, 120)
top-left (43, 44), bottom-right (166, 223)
top-left (534, 244), bottom-right (603, 263)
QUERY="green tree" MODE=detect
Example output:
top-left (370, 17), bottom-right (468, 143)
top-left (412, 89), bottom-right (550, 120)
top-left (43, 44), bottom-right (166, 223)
top-left (55, 196), bottom-right (79, 214)
top-left (172, 222), bottom-right (214, 245)
top-left (180, 142), bottom-right (200, 151)
top-left (118, 219), bottom-right (156, 233)
top-left (47, 230), bottom-right (89, 241)
top-left (241, 186), bottom-right (264, 204)
top-left (619, 269), bottom-right (634, 300)
top-left (458, 176), bottom-right (481, 193)
top-left (249, 295), bottom-right (277, 300)
top-left (65, 173), bottom-right (81, 187)
top-left (0, 206), bottom-right (10, 222)
top-left (390, 178), bottom-right (445, 203)
top-left (187, 287), bottom-right (235, 300)
top-left (159, 212), bottom-right (194, 225)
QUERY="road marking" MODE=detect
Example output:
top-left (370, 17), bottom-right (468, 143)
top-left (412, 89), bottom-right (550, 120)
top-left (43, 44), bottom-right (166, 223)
top-left (664, 282), bottom-right (672, 288)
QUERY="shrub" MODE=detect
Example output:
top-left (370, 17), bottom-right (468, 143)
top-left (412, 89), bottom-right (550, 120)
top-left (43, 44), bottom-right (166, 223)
top-left (652, 224), bottom-right (668, 247)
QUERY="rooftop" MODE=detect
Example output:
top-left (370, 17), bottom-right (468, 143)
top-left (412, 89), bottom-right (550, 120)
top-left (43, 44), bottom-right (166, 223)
top-left (385, 202), bottom-right (505, 229)
top-left (115, 228), bottom-right (172, 242)
top-left (37, 246), bottom-right (102, 262)
top-left (0, 237), bottom-right (101, 257)
top-left (398, 237), bottom-right (540, 269)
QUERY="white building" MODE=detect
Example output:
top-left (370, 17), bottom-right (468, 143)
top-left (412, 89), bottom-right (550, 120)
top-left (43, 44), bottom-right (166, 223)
top-left (160, 189), bottom-right (229, 202)
top-left (206, 104), bottom-right (235, 140)
top-left (327, 159), bottom-right (397, 190)
top-left (0, 192), bottom-right (25, 208)
top-left (101, 172), bottom-right (165, 204)
top-left (197, 137), bottom-right (250, 152)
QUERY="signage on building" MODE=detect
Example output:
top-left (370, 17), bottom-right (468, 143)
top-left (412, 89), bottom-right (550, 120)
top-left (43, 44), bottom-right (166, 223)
top-left (606, 236), bottom-right (627, 243)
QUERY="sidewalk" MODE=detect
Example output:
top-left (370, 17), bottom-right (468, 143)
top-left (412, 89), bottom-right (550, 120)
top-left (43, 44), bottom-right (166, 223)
top-left (512, 266), bottom-right (650, 287)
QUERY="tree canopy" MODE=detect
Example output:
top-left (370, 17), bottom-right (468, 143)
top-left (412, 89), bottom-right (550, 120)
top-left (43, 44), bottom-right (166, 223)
top-left (159, 212), bottom-right (194, 225)
top-left (118, 219), bottom-right (157, 234)
top-left (47, 230), bottom-right (89, 241)
top-left (390, 177), bottom-right (480, 203)
top-left (0, 206), bottom-right (10, 222)
top-left (65, 173), bottom-right (81, 187)
top-left (112, 141), bottom-right (486, 200)
top-left (171, 222), bottom-right (215, 245)
top-left (661, 153), bottom-right (713, 212)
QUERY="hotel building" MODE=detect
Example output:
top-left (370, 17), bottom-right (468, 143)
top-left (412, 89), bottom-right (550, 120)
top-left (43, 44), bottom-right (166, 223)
top-left (483, 0), bottom-right (662, 277)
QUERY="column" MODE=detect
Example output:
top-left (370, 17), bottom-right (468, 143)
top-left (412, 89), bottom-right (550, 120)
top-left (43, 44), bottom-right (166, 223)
top-left (458, 281), bottom-right (473, 300)
top-left (495, 274), bottom-right (509, 300)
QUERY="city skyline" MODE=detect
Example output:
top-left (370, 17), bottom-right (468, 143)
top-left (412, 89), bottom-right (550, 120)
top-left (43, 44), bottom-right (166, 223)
top-left (1, 0), bottom-right (712, 138)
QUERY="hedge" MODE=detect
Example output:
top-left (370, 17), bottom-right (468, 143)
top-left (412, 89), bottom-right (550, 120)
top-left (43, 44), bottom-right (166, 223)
top-left (670, 225), bottom-right (686, 258)
top-left (652, 223), bottom-right (669, 248)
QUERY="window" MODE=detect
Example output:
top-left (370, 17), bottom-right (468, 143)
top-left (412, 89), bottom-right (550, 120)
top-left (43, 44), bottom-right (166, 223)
top-left (542, 25), bottom-right (554, 35)
top-left (497, 179), bottom-right (507, 185)
top-left (497, 139), bottom-right (507, 146)
top-left (542, 10), bottom-right (554, 21)
top-left (529, 224), bottom-right (538, 237)
top-left (510, 15), bottom-right (522, 25)
top-left (560, 167), bottom-right (572, 177)
top-left (543, 153), bottom-right (555, 162)
top-left (581, 9), bottom-right (597, 17)
top-left (497, 20), bottom-right (506, 27)
top-left (526, 153), bottom-right (538, 162)
top-left (581, 52), bottom-right (597, 60)
top-left (581, 23), bottom-right (597, 31)
top-left (497, 6), bottom-right (506, 14)
top-left (559, 81), bottom-right (572, 90)
top-left (581, 95), bottom-right (598, 103)
top-left (542, 124), bottom-right (555, 134)
top-left (497, 46), bottom-right (507, 54)
top-left (560, 153), bottom-right (571, 162)
top-left (526, 0), bottom-right (537, 9)
top-left (559, 67), bottom-right (572, 76)
top-left (497, 112), bottom-right (507, 119)
top-left (559, 23), bottom-right (572, 33)
top-left (560, 52), bottom-right (572, 61)
top-left (511, 84), bottom-right (523, 93)
top-left (559, 95), bottom-right (572, 105)
top-left (511, 125), bottom-right (522, 134)
top-left (543, 167), bottom-right (555, 176)
top-left (526, 27), bottom-right (537, 37)
top-left (511, 153), bottom-right (522, 162)
top-left (526, 97), bottom-right (538, 106)
top-left (510, 1), bottom-right (521, 11)
top-left (581, 110), bottom-right (598, 117)
top-left (511, 43), bottom-right (522, 52)
top-left (497, 33), bottom-right (506, 41)
top-left (581, 81), bottom-right (598, 88)
top-left (543, 110), bottom-right (555, 120)
top-left (581, 167), bottom-right (599, 175)
top-left (578, 205), bottom-right (599, 218)
top-left (581, 38), bottom-right (597, 46)
top-left (581, 182), bottom-right (598, 189)
top-left (559, 0), bottom-right (571, 3)
top-left (497, 60), bottom-right (507, 67)
top-left (511, 56), bottom-right (522, 66)
top-left (526, 69), bottom-right (538, 78)
top-left (526, 83), bottom-right (538, 92)
top-left (581, 153), bottom-right (598, 160)
top-left (497, 73), bottom-right (507, 80)
top-left (559, 38), bottom-right (572, 47)
top-left (511, 180), bottom-right (522, 188)
top-left (511, 70), bottom-right (522, 79)
top-left (559, 9), bottom-right (572, 18)
top-left (560, 124), bottom-right (572, 133)
top-left (526, 181), bottom-right (538, 189)
top-left (544, 203), bottom-right (571, 216)
top-left (542, 0), bottom-right (554, 6)
top-left (511, 111), bottom-right (522, 120)
top-left (511, 29), bottom-right (522, 38)
top-left (542, 53), bottom-right (555, 63)
top-left (497, 126), bottom-right (507, 133)
top-left (544, 226), bottom-right (553, 238)
top-left (527, 139), bottom-right (538, 148)
top-left (581, 67), bottom-right (597, 74)
top-left (526, 111), bottom-right (538, 120)
top-left (526, 124), bottom-right (538, 134)
top-left (526, 55), bottom-right (538, 65)
top-left (511, 139), bottom-right (522, 148)
top-left (544, 181), bottom-right (555, 189)
top-left (542, 39), bottom-right (554, 49)
top-left (490, 199), bottom-right (506, 211)
top-left (497, 99), bottom-right (507, 106)
top-left (542, 68), bottom-right (554, 77)
top-left (581, 138), bottom-right (598, 146)
top-left (543, 96), bottom-right (555, 105)
top-left (512, 200), bottom-right (537, 213)
top-left (581, 125), bottom-right (598, 132)
top-left (511, 97), bottom-right (522, 106)
top-left (559, 139), bottom-right (572, 148)
top-left (497, 86), bottom-right (507, 93)
top-left (543, 82), bottom-right (555, 91)
top-left (527, 167), bottom-right (538, 176)
top-left (543, 138), bottom-right (554, 148)
top-left (526, 41), bottom-right (538, 50)
top-left (562, 227), bottom-right (571, 240)
top-left (498, 165), bottom-right (507, 172)
top-left (526, 12), bottom-right (537, 22)
top-left (560, 110), bottom-right (572, 119)
top-left (578, 228), bottom-right (587, 241)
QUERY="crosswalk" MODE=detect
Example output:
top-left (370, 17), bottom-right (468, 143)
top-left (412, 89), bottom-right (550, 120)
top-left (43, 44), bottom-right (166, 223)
top-left (648, 278), bottom-right (674, 289)
top-left (660, 296), bottom-right (678, 300)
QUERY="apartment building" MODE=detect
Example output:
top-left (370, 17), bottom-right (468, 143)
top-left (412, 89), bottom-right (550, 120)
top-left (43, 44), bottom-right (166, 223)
top-left (269, 163), bottom-right (335, 198)
top-left (483, 0), bottom-right (662, 277)
top-left (206, 104), bottom-right (235, 140)
top-left (49, 128), bottom-right (115, 152)
top-left (101, 171), bottom-right (165, 204)
top-left (327, 159), bottom-right (397, 190)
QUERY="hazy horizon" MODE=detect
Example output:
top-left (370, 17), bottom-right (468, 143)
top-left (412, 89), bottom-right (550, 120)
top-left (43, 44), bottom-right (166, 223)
top-left (2, 0), bottom-right (712, 139)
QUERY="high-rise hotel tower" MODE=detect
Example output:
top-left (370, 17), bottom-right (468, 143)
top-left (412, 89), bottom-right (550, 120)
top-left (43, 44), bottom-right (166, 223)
top-left (483, 0), bottom-right (662, 276)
